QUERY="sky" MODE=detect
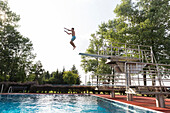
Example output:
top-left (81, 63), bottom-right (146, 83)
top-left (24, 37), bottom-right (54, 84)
top-left (7, 0), bottom-right (121, 84)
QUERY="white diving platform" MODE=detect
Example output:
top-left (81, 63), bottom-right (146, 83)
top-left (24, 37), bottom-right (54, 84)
top-left (79, 42), bottom-right (170, 108)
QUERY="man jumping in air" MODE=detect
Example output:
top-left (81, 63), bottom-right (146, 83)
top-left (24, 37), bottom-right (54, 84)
top-left (64, 27), bottom-right (76, 50)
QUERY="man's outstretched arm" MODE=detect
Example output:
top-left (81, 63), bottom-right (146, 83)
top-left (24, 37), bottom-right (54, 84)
top-left (64, 30), bottom-right (71, 35)
top-left (64, 27), bottom-right (71, 31)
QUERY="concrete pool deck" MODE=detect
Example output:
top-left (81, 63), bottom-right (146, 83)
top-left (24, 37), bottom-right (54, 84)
top-left (93, 94), bottom-right (170, 113)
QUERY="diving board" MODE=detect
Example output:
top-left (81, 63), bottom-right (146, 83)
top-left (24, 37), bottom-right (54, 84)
top-left (79, 53), bottom-right (141, 61)
top-left (79, 53), bottom-right (111, 59)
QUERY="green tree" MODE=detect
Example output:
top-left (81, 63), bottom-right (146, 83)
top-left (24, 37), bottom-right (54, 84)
top-left (81, 34), bottom-right (102, 74)
top-left (30, 61), bottom-right (44, 84)
top-left (27, 73), bottom-right (36, 82)
top-left (45, 71), bottom-right (50, 79)
top-left (46, 70), bottom-right (60, 84)
top-left (71, 65), bottom-right (78, 74)
top-left (59, 67), bottom-right (65, 84)
top-left (63, 71), bottom-right (78, 85)
top-left (0, 1), bottom-right (35, 82)
top-left (114, 0), bottom-right (170, 64)
top-left (46, 68), bottom-right (65, 84)
top-left (81, 34), bottom-right (112, 85)
top-left (54, 69), bottom-right (59, 79)
top-left (70, 65), bottom-right (81, 85)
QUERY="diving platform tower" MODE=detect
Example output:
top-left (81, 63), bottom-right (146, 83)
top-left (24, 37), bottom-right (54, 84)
top-left (79, 41), bottom-right (170, 108)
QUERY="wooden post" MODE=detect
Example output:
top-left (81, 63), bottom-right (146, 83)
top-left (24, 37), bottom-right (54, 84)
top-left (156, 94), bottom-right (165, 108)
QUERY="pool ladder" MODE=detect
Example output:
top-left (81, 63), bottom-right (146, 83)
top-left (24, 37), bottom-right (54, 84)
top-left (1, 84), bottom-right (4, 93)
top-left (8, 86), bottom-right (13, 93)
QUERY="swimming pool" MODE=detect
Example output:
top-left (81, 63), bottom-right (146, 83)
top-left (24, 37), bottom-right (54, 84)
top-left (0, 94), bottom-right (160, 113)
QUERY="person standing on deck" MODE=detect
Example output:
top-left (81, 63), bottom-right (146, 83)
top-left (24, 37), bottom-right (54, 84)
top-left (64, 27), bottom-right (76, 50)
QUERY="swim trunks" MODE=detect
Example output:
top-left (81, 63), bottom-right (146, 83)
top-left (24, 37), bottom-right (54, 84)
top-left (71, 36), bottom-right (76, 41)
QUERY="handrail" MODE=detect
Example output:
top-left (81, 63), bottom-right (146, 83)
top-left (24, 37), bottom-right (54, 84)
top-left (8, 86), bottom-right (12, 93)
top-left (103, 40), bottom-right (152, 48)
top-left (100, 40), bottom-right (156, 63)
top-left (1, 84), bottom-right (4, 93)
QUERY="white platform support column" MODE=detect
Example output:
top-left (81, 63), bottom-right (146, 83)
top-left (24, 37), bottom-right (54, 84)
top-left (110, 90), bottom-right (115, 98)
top-left (127, 94), bottom-right (133, 101)
top-left (125, 63), bottom-right (133, 101)
top-left (156, 94), bottom-right (165, 108)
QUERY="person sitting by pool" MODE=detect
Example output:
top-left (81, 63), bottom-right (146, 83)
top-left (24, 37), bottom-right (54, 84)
top-left (64, 27), bottom-right (76, 50)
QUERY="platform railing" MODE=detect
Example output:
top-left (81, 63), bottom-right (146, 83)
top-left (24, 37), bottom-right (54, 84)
top-left (98, 41), bottom-right (156, 63)
top-left (90, 63), bottom-right (170, 89)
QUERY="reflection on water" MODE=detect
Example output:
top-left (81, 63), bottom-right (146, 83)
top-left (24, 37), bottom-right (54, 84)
top-left (0, 94), bottom-right (158, 113)
top-left (0, 94), bottom-right (110, 113)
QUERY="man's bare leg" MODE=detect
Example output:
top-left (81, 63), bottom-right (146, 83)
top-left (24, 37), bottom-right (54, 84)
top-left (70, 41), bottom-right (76, 50)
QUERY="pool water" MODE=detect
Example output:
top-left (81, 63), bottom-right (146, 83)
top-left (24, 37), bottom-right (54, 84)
top-left (0, 94), bottom-right (159, 113)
